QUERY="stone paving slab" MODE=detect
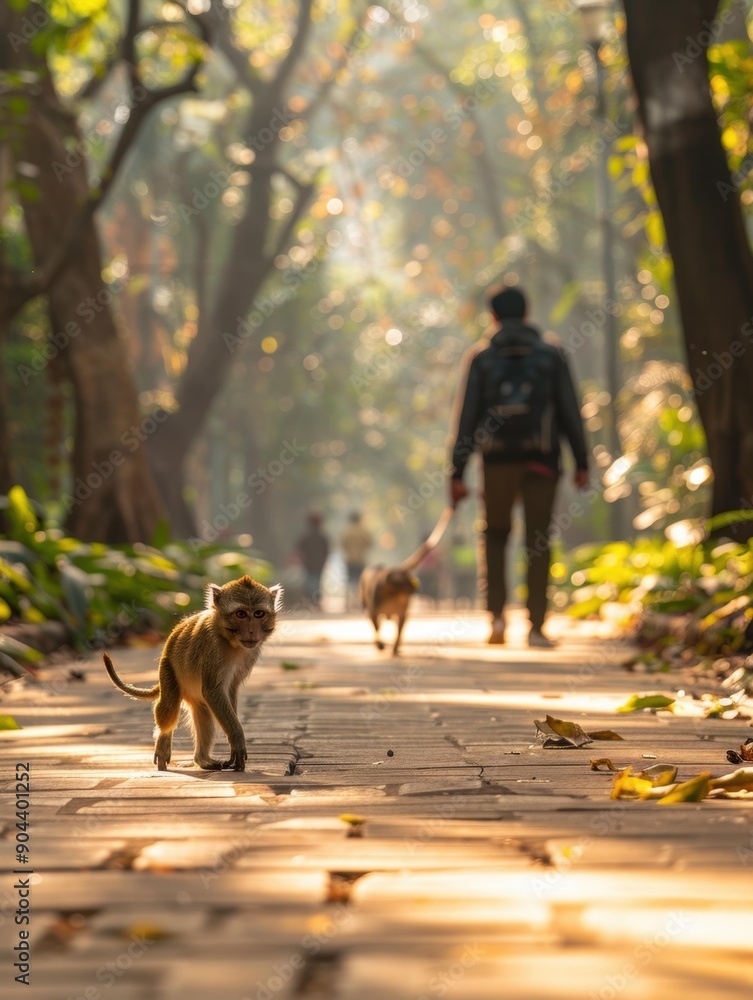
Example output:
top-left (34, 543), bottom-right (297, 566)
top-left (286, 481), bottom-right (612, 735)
top-left (1, 611), bottom-right (752, 999)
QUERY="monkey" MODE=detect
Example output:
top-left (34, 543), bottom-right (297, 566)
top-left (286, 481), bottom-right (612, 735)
top-left (103, 576), bottom-right (283, 772)
top-left (359, 507), bottom-right (454, 656)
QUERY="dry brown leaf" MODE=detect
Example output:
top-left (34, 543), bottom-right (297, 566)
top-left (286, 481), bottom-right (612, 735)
top-left (590, 758), bottom-right (623, 771)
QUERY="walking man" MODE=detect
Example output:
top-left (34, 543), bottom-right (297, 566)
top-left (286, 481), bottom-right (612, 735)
top-left (449, 286), bottom-right (589, 647)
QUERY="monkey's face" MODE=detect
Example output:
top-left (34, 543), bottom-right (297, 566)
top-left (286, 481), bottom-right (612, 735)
top-left (207, 576), bottom-right (283, 651)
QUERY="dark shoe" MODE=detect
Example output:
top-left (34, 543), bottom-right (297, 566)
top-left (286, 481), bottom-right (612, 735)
top-left (528, 628), bottom-right (557, 649)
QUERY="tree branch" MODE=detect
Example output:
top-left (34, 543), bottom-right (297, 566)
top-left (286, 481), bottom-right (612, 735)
top-left (272, 0), bottom-right (315, 94)
top-left (296, 7), bottom-right (371, 123)
top-left (5, 6), bottom-right (206, 314)
top-left (180, 1), bottom-right (263, 96)
top-left (270, 177), bottom-right (318, 262)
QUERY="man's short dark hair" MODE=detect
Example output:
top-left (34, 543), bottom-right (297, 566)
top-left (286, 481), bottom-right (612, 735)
top-left (489, 286), bottom-right (527, 319)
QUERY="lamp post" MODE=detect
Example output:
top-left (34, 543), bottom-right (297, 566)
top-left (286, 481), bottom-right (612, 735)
top-left (575, 0), bottom-right (624, 540)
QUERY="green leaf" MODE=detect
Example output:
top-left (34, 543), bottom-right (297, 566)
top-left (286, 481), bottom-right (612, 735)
top-left (150, 518), bottom-right (171, 549)
top-left (616, 693), bottom-right (676, 713)
top-left (58, 558), bottom-right (92, 629)
top-left (706, 509), bottom-right (753, 533)
top-left (0, 715), bottom-right (21, 730)
top-left (15, 178), bottom-right (40, 203)
top-left (0, 634), bottom-right (43, 664)
top-left (281, 661), bottom-right (301, 671)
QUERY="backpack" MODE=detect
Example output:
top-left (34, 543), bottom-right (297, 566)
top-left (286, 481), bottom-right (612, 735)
top-left (478, 340), bottom-right (557, 459)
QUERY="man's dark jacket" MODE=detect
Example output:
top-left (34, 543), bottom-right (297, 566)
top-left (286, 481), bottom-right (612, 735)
top-left (451, 319), bottom-right (589, 479)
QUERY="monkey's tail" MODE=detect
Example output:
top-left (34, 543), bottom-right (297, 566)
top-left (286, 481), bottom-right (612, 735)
top-left (397, 506), bottom-right (455, 571)
top-left (102, 653), bottom-right (159, 700)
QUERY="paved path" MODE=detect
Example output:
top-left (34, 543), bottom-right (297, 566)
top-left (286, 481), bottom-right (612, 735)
top-left (1, 610), bottom-right (752, 1000)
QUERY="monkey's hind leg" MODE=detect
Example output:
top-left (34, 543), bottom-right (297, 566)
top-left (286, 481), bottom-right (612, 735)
top-left (190, 702), bottom-right (223, 770)
top-left (153, 662), bottom-right (181, 771)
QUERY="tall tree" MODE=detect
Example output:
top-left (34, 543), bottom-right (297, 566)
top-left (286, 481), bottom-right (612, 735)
top-left (147, 0), bottom-right (368, 534)
top-left (0, 0), bottom-right (203, 541)
top-left (623, 0), bottom-right (753, 526)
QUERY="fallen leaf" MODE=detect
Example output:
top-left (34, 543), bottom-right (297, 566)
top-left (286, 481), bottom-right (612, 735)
top-left (726, 740), bottom-right (753, 765)
top-left (611, 767), bottom-right (654, 800)
top-left (617, 694), bottom-right (676, 714)
top-left (123, 923), bottom-right (168, 941)
top-left (535, 714), bottom-right (592, 747)
top-left (281, 661), bottom-right (301, 671)
top-left (0, 715), bottom-right (20, 730)
top-left (587, 729), bottom-right (624, 741)
top-left (656, 773), bottom-right (712, 804)
top-left (339, 813), bottom-right (366, 827)
top-left (590, 758), bottom-right (623, 771)
top-left (709, 767), bottom-right (753, 793)
top-left (637, 763), bottom-right (678, 786)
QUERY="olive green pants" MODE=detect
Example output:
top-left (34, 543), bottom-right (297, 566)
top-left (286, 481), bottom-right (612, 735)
top-left (481, 463), bottom-right (559, 629)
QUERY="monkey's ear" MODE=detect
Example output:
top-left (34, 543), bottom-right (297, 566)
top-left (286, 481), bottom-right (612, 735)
top-left (269, 584), bottom-right (285, 611)
top-left (205, 583), bottom-right (222, 610)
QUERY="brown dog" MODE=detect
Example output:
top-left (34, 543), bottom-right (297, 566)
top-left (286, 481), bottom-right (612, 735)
top-left (359, 508), bottom-right (453, 655)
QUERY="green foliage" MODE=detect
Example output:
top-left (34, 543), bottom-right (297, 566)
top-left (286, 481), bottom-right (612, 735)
top-left (560, 520), bottom-right (753, 663)
top-left (0, 486), bottom-right (270, 666)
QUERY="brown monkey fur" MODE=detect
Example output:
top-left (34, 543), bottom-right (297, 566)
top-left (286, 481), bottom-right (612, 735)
top-left (103, 576), bottom-right (282, 771)
top-left (359, 507), bottom-right (453, 655)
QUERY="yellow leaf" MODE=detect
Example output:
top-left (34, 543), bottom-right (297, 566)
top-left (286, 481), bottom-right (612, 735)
top-left (617, 693), bottom-right (675, 713)
top-left (657, 773), bottom-right (712, 804)
top-left (608, 155), bottom-right (624, 180)
top-left (645, 212), bottom-right (667, 249)
top-left (638, 764), bottom-right (678, 786)
top-left (611, 766), bottom-right (653, 800)
top-left (339, 813), bottom-right (366, 826)
top-left (544, 714), bottom-right (590, 746)
top-left (721, 125), bottom-right (739, 151)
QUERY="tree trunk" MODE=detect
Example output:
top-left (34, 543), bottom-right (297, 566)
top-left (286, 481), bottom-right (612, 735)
top-left (149, 107), bottom-right (314, 532)
top-left (0, 361), bottom-right (12, 500)
top-left (2, 9), bottom-right (165, 543)
top-left (624, 0), bottom-right (753, 527)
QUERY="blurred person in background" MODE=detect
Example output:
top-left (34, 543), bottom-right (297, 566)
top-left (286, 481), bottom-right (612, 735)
top-left (340, 511), bottom-right (373, 610)
top-left (295, 512), bottom-right (330, 609)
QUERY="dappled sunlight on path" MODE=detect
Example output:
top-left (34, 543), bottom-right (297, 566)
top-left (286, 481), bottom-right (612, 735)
top-left (1, 613), bottom-right (752, 999)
